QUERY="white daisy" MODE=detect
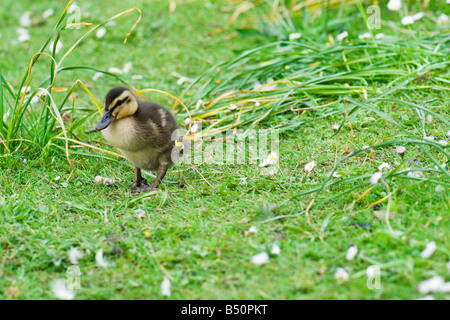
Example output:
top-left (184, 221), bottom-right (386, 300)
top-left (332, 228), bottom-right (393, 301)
top-left (396, 146), bottom-right (406, 155)
top-left (248, 226), bottom-right (258, 234)
top-left (108, 67), bottom-right (123, 74)
top-left (358, 32), bottom-right (371, 40)
top-left (228, 103), bottom-right (237, 110)
top-left (420, 241), bottom-right (436, 259)
top-left (161, 277), bottom-right (171, 297)
top-left (68, 247), bottom-right (83, 265)
top-left (437, 14), bottom-right (449, 25)
top-left (387, 0), bottom-right (401, 11)
top-left (401, 16), bottom-right (415, 25)
top-left (194, 99), bottom-right (203, 110)
top-left (43, 9), bottom-right (55, 19)
top-left (271, 244), bottom-right (281, 255)
top-left (96, 27), bottom-right (106, 38)
top-left (92, 72), bottom-right (103, 81)
top-left (122, 62), bottom-right (132, 74)
top-left (346, 245), bottom-right (358, 260)
top-left (95, 249), bottom-right (108, 268)
top-left (259, 152), bottom-right (279, 167)
top-left (20, 11), bottom-right (32, 27)
top-left (413, 12), bottom-right (424, 21)
top-left (417, 276), bottom-right (444, 294)
top-left (375, 33), bottom-right (385, 39)
top-left (49, 40), bottom-right (63, 54)
top-left (337, 31), bottom-right (348, 41)
top-left (184, 118), bottom-right (191, 125)
top-left (251, 252), bottom-right (269, 265)
top-left (378, 162), bottom-right (392, 171)
top-left (304, 161), bottom-right (317, 172)
top-left (51, 279), bottom-right (75, 300)
top-left (370, 172), bottom-right (382, 184)
top-left (334, 267), bottom-right (349, 282)
top-left (289, 33), bottom-right (301, 41)
top-left (332, 124), bottom-right (340, 131)
top-left (255, 101), bottom-right (261, 107)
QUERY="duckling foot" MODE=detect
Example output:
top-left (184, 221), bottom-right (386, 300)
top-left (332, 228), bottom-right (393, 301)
top-left (131, 183), bottom-right (156, 194)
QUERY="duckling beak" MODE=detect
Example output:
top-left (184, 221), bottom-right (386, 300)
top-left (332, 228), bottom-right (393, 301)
top-left (95, 110), bottom-right (114, 131)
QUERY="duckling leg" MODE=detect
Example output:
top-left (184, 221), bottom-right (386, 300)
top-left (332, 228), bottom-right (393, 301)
top-left (150, 164), bottom-right (168, 189)
top-left (133, 167), bottom-right (143, 187)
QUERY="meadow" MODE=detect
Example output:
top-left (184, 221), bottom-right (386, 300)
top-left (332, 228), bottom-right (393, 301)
top-left (0, 0), bottom-right (449, 299)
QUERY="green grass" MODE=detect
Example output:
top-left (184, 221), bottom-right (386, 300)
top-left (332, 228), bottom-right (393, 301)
top-left (0, 0), bottom-right (449, 300)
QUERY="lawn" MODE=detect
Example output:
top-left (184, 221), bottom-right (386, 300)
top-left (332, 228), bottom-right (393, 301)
top-left (0, 0), bottom-right (449, 300)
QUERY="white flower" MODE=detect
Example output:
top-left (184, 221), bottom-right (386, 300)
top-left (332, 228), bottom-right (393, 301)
top-left (396, 146), bottom-right (406, 154)
top-left (346, 245), bottom-right (358, 260)
top-left (366, 266), bottom-right (379, 278)
top-left (161, 277), bottom-right (171, 297)
top-left (417, 276), bottom-right (444, 294)
top-left (437, 14), bottom-right (449, 25)
top-left (174, 140), bottom-right (184, 149)
top-left (132, 75), bottom-right (143, 80)
top-left (289, 33), bottom-right (301, 41)
top-left (407, 171), bottom-right (423, 178)
top-left (358, 32), bottom-right (371, 40)
top-left (228, 103), bottom-right (237, 110)
top-left (251, 252), bottom-right (269, 265)
top-left (438, 139), bottom-right (448, 146)
top-left (362, 145), bottom-right (370, 150)
top-left (332, 172), bottom-right (341, 178)
top-left (304, 160), bottom-right (317, 172)
top-left (420, 241), bottom-right (436, 259)
top-left (416, 295), bottom-right (435, 300)
top-left (332, 124), bottom-right (340, 131)
top-left (334, 267), bottom-right (349, 282)
top-left (255, 101), bottom-right (261, 107)
top-left (387, 0), bottom-right (401, 11)
top-left (30, 96), bottom-right (39, 104)
top-left (68, 247), bottom-right (83, 265)
top-left (95, 249), bottom-right (108, 268)
top-left (375, 33), bottom-right (385, 39)
top-left (378, 162), bottom-right (392, 171)
top-left (122, 62), bottom-right (132, 74)
top-left (20, 11), bottom-right (32, 27)
top-left (135, 209), bottom-right (145, 219)
top-left (177, 76), bottom-right (187, 85)
top-left (239, 177), bottom-right (247, 185)
top-left (49, 40), bottom-right (63, 54)
top-left (271, 244), bottom-right (280, 255)
top-left (248, 226), bottom-right (258, 234)
top-left (337, 31), bottom-right (348, 41)
top-left (194, 99), bottom-right (203, 110)
top-left (51, 279), bottom-right (75, 300)
top-left (92, 72), bottom-right (103, 81)
top-left (108, 67), bottom-right (123, 74)
top-left (413, 12), bottom-right (424, 21)
top-left (43, 9), bottom-right (55, 19)
top-left (184, 118), bottom-right (191, 125)
top-left (259, 152), bottom-right (278, 167)
top-left (96, 27), bottom-right (106, 38)
top-left (439, 282), bottom-right (450, 293)
top-left (424, 134), bottom-right (435, 141)
top-left (190, 123), bottom-right (199, 133)
top-left (370, 172), bottom-right (382, 184)
top-left (17, 28), bottom-right (30, 42)
top-left (401, 16), bottom-right (415, 25)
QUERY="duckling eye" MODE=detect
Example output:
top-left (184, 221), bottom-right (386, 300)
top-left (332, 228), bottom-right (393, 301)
top-left (115, 98), bottom-right (127, 107)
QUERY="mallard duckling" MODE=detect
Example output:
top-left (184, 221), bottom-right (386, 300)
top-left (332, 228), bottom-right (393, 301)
top-left (95, 86), bottom-right (179, 192)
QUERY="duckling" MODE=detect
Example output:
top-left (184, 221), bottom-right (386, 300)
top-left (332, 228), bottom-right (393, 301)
top-left (95, 86), bottom-right (179, 192)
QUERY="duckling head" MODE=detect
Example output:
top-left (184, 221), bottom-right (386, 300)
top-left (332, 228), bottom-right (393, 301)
top-left (95, 86), bottom-right (138, 131)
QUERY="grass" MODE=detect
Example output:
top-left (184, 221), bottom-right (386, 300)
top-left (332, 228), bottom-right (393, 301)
top-left (0, 0), bottom-right (449, 299)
